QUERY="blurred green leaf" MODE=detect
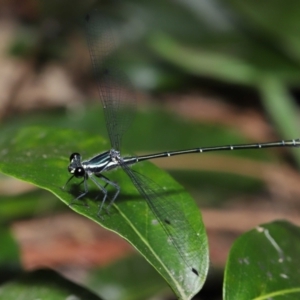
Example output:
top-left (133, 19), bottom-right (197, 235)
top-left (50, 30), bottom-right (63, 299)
top-left (0, 228), bottom-right (20, 267)
top-left (226, 0), bottom-right (300, 63)
top-left (9, 27), bottom-right (39, 58)
top-left (0, 190), bottom-right (65, 223)
top-left (172, 170), bottom-right (264, 207)
top-left (258, 77), bottom-right (300, 167)
top-left (149, 32), bottom-right (300, 86)
top-left (86, 255), bottom-right (170, 300)
top-left (0, 126), bottom-right (208, 299)
top-left (0, 269), bottom-right (102, 300)
top-left (0, 227), bottom-right (22, 283)
top-left (224, 220), bottom-right (300, 299)
top-left (149, 33), bottom-right (255, 85)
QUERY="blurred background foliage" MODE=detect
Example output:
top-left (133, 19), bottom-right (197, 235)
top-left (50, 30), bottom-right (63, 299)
top-left (1, 0), bottom-right (300, 299)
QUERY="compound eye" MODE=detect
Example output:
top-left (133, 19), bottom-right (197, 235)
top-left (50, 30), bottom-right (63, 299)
top-left (70, 152), bottom-right (80, 162)
top-left (74, 167), bottom-right (85, 178)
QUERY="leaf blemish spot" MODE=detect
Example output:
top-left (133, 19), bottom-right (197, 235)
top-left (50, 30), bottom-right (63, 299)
top-left (1, 149), bottom-right (8, 156)
top-left (266, 271), bottom-right (273, 279)
top-left (151, 219), bottom-right (158, 225)
top-left (192, 268), bottom-right (199, 276)
top-left (238, 257), bottom-right (250, 265)
top-left (39, 132), bottom-right (46, 139)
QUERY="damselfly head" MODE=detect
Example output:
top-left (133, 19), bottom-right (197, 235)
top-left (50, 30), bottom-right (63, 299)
top-left (68, 153), bottom-right (85, 177)
top-left (70, 166), bottom-right (85, 178)
top-left (69, 152), bottom-right (81, 162)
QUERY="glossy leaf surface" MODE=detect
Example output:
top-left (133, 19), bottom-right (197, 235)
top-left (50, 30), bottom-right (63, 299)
top-left (0, 126), bottom-right (208, 299)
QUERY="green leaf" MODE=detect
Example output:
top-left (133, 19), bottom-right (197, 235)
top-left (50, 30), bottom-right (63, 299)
top-left (226, 0), bottom-right (300, 64)
top-left (85, 255), bottom-right (170, 300)
top-left (0, 227), bottom-right (22, 282)
top-left (0, 269), bottom-right (102, 300)
top-left (149, 33), bottom-right (257, 86)
top-left (148, 31), bottom-right (300, 86)
top-left (0, 189), bottom-right (65, 222)
top-left (0, 126), bottom-right (209, 299)
top-left (224, 220), bottom-right (300, 299)
top-left (258, 77), bottom-right (300, 168)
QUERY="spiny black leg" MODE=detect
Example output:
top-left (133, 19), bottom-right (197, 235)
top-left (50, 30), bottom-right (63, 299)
top-left (89, 175), bottom-right (110, 219)
top-left (94, 182), bottom-right (109, 201)
top-left (69, 177), bottom-right (89, 208)
top-left (106, 185), bottom-right (120, 211)
top-left (62, 175), bottom-right (75, 190)
top-left (63, 174), bottom-right (89, 207)
top-left (97, 174), bottom-right (120, 215)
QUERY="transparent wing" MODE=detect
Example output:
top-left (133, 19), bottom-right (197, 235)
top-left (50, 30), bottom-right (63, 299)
top-left (85, 11), bottom-right (136, 151)
top-left (119, 160), bottom-right (201, 276)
